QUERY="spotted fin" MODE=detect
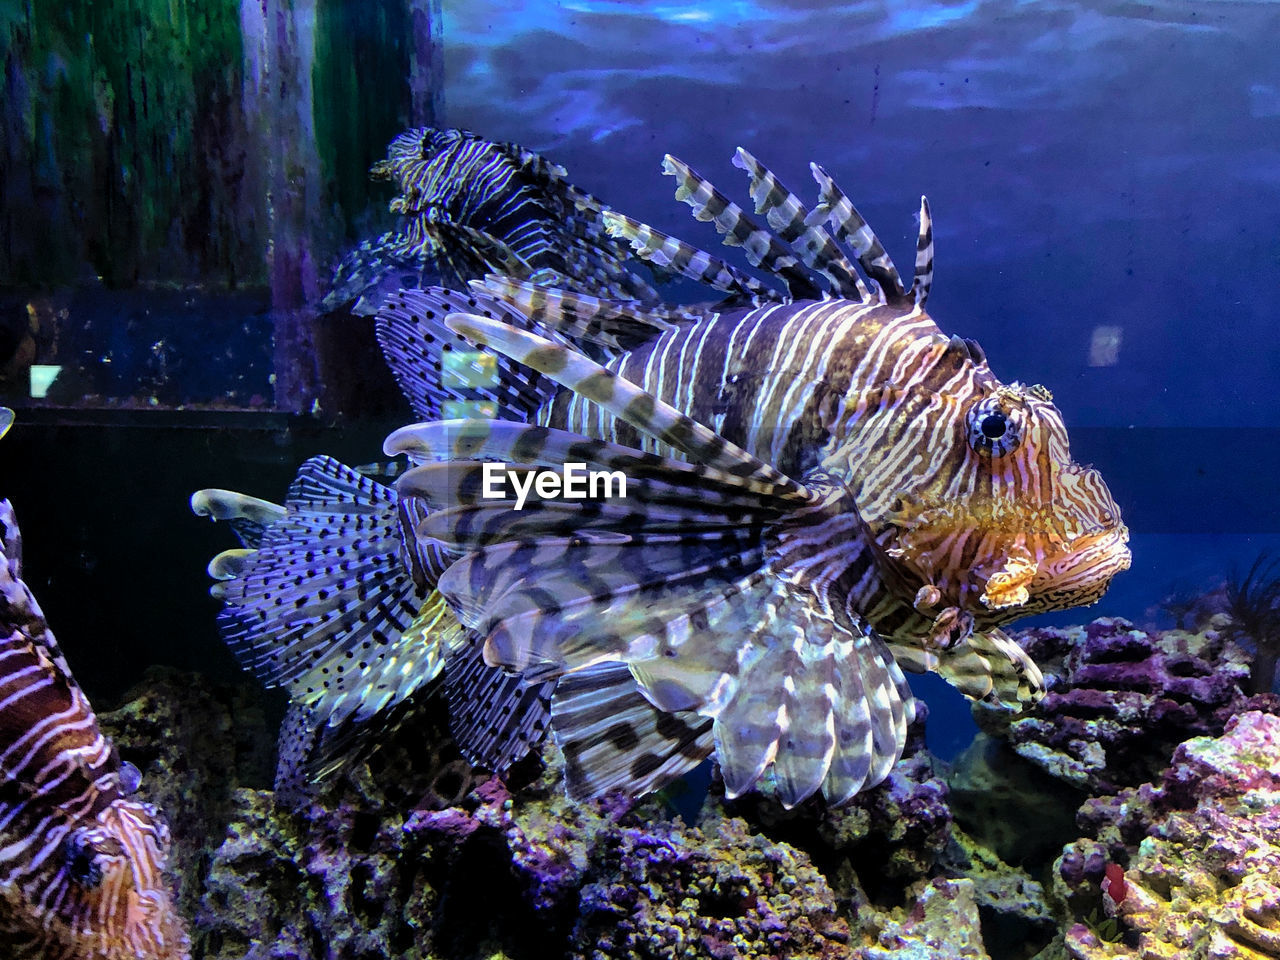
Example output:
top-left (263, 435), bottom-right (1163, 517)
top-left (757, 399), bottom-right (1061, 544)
top-left (731, 147), bottom-right (869, 301)
top-left (214, 457), bottom-right (460, 735)
top-left (551, 660), bottom-right (714, 799)
top-left (376, 287), bottom-right (564, 422)
top-left (403, 320), bottom-right (915, 805)
top-left (191, 488), bottom-right (287, 549)
top-left (662, 154), bottom-right (822, 301)
top-left (442, 642), bottom-right (555, 772)
top-left (665, 585), bottom-right (913, 807)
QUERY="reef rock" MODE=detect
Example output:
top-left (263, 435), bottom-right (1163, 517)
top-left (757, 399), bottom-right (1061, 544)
top-left (993, 618), bottom-right (1256, 793)
top-left (853, 878), bottom-right (990, 960)
top-left (948, 732), bottom-right (1084, 866)
top-left (1060, 710), bottom-right (1280, 959)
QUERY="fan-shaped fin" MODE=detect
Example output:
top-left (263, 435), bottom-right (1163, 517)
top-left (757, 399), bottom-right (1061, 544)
top-left (214, 457), bottom-right (459, 735)
top-left (888, 627), bottom-right (1045, 711)
top-left (376, 287), bottom-right (564, 422)
top-left (443, 641), bottom-right (555, 771)
top-left (552, 660), bottom-right (714, 799)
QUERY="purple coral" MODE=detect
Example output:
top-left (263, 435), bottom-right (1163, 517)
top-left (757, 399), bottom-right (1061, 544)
top-left (1003, 617), bottom-right (1257, 792)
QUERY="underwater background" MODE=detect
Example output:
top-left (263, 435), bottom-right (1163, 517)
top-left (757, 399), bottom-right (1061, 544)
top-left (2, 2), bottom-right (1280, 958)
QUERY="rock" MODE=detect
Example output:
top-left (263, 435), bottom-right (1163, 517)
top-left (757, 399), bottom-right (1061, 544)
top-left (1059, 711), bottom-right (1280, 959)
top-left (995, 618), bottom-right (1257, 793)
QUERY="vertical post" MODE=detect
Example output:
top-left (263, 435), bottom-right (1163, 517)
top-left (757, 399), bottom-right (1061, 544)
top-left (408, 0), bottom-right (445, 128)
top-left (241, 0), bottom-right (322, 413)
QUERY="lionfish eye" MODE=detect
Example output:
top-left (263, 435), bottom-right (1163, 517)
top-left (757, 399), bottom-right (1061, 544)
top-left (967, 397), bottom-right (1024, 458)
top-left (980, 413), bottom-right (1007, 439)
top-left (63, 830), bottom-right (104, 888)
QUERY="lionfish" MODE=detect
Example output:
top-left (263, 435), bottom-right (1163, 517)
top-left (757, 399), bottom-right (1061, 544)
top-left (0, 417), bottom-right (189, 958)
top-left (197, 136), bottom-right (1130, 808)
top-left (324, 126), bottom-right (656, 315)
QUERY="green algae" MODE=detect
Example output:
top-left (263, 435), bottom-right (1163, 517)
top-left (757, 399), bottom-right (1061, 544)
top-left (2, 0), bottom-right (252, 286)
top-left (314, 0), bottom-right (418, 242)
top-left (1, 0), bottom-right (436, 290)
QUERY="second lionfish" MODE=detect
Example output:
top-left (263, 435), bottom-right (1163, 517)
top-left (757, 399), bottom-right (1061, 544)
top-left (198, 132), bottom-right (1130, 808)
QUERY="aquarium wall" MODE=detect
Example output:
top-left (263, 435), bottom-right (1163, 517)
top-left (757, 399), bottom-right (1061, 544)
top-left (1, 0), bottom-right (442, 411)
top-left (435, 0), bottom-right (1280, 620)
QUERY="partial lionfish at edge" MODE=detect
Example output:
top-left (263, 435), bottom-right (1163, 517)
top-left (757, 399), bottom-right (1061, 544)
top-left (0, 499), bottom-right (189, 960)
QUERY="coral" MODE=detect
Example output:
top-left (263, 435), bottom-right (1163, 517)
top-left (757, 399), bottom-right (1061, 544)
top-left (992, 617), bottom-right (1256, 792)
top-left (1058, 711), bottom-right (1280, 960)
top-left (92, 665), bottom-right (1077, 960)
top-left (572, 815), bottom-right (853, 960)
top-left (939, 826), bottom-right (1056, 945)
top-left (722, 706), bottom-right (954, 896)
top-left (853, 878), bottom-right (991, 960)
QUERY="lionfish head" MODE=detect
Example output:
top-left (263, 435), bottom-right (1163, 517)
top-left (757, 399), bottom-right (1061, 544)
top-left (49, 800), bottom-right (189, 960)
top-left (879, 371), bottom-right (1130, 624)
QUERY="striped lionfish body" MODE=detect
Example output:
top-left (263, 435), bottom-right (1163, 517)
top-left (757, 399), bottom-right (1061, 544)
top-left (197, 140), bottom-right (1129, 809)
top-left (0, 498), bottom-right (188, 959)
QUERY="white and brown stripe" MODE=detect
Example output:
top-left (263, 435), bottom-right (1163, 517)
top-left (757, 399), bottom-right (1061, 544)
top-left (0, 501), bottom-right (188, 960)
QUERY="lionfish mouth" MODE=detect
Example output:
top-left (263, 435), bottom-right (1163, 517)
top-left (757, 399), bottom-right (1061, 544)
top-left (885, 495), bottom-right (1131, 612)
top-left (1029, 524), bottom-right (1132, 609)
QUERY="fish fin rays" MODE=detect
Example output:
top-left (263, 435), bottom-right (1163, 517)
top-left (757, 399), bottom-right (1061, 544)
top-left (375, 287), bottom-right (565, 422)
top-left (960, 628), bottom-right (1045, 709)
top-left (191, 489), bottom-right (286, 549)
top-left (552, 660), bottom-right (714, 800)
top-left (439, 313), bottom-right (811, 496)
top-left (732, 147), bottom-right (869, 301)
top-left (444, 641), bottom-right (555, 772)
top-left (391, 418), bottom-right (914, 807)
top-left (662, 154), bottom-right (823, 301)
top-left (599, 149), bottom-right (932, 311)
top-left (473, 275), bottom-right (690, 351)
top-left (602, 208), bottom-right (779, 303)
top-left (910, 196), bottom-right (934, 309)
top-left (889, 628), bottom-right (1045, 710)
top-left (210, 457), bottom-right (458, 735)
